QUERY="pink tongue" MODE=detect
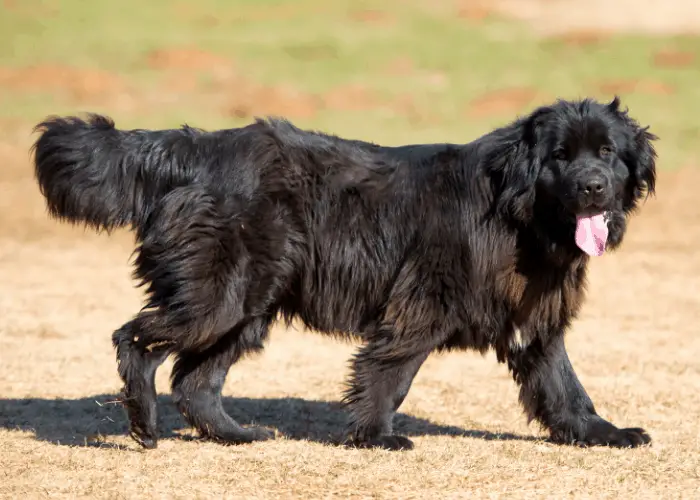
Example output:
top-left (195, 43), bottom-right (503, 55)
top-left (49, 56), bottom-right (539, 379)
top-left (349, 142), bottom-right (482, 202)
top-left (575, 213), bottom-right (609, 257)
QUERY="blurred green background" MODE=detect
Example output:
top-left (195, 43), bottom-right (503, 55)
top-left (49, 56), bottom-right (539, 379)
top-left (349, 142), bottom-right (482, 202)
top-left (1, 0), bottom-right (698, 168)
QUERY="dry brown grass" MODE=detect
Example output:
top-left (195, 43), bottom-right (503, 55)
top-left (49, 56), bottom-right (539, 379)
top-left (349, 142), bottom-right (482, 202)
top-left (1, 130), bottom-right (699, 499)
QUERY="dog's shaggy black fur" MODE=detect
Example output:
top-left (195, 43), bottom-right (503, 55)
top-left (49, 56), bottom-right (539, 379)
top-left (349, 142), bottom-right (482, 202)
top-left (32, 97), bottom-right (656, 451)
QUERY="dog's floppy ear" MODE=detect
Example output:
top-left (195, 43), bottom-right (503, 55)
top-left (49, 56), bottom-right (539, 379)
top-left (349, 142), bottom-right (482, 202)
top-left (522, 105), bottom-right (553, 150)
top-left (608, 96), bottom-right (658, 203)
top-left (489, 105), bottom-right (553, 222)
top-left (630, 125), bottom-right (658, 199)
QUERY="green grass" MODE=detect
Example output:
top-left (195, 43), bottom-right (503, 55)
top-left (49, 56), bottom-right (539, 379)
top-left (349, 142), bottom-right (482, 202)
top-left (1, 0), bottom-right (698, 166)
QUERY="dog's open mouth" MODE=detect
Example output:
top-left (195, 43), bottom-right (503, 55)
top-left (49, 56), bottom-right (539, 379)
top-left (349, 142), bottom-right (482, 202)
top-left (575, 211), bottom-right (609, 257)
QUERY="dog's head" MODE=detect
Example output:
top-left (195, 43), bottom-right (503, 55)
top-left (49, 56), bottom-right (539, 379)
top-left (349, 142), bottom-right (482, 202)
top-left (506, 97), bottom-right (657, 257)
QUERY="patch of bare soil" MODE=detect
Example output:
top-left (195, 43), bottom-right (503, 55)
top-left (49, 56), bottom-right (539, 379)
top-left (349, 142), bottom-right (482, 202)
top-left (145, 48), bottom-right (233, 72)
top-left (455, 2), bottom-right (494, 22)
top-left (226, 82), bottom-right (416, 120)
top-left (141, 48), bottom-right (318, 120)
top-left (652, 49), bottom-right (696, 68)
top-left (594, 79), bottom-right (676, 97)
top-left (228, 83), bottom-right (320, 120)
top-left (2, 0), bottom-right (58, 16)
top-left (0, 65), bottom-right (127, 103)
top-left (385, 56), bottom-right (416, 76)
top-left (322, 84), bottom-right (379, 112)
top-left (549, 30), bottom-right (611, 47)
top-left (466, 87), bottom-right (551, 117)
top-left (145, 47), bottom-right (237, 92)
top-left (143, 48), bottom-right (435, 121)
top-left (348, 9), bottom-right (396, 26)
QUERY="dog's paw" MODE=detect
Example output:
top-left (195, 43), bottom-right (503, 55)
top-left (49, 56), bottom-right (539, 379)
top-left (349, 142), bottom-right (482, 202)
top-left (245, 426), bottom-right (276, 442)
top-left (129, 426), bottom-right (158, 449)
top-left (564, 419), bottom-right (651, 448)
top-left (577, 426), bottom-right (651, 448)
top-left (347, 434), bottom-right (415, 451)
top-left (206, 425), bottom-right (275, 445)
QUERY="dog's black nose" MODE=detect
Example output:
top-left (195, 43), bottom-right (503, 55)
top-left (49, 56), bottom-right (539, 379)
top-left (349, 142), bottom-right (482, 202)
top-left (578, 175), bottom-right (609, 202)
top-left (581, 178), bottom-right (604, 195)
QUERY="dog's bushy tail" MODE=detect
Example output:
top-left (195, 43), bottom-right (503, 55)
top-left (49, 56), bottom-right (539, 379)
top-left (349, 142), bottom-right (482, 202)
top-left (32, 114), bottom-right (197, 232)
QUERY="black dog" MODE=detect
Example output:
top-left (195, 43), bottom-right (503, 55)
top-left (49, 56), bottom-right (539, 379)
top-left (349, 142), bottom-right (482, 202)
top-left (32, 96), bottom-right (656, 451)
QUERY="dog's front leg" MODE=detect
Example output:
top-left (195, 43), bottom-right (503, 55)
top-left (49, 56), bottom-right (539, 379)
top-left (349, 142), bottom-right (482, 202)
top-left (506, 333), bottom-right (651, 448)
top-left (342, 326), bottom-right (433, 451)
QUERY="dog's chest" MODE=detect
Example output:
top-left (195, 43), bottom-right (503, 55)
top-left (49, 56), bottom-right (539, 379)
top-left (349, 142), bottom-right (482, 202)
top-left (441, 264), bottom-right (584, 353)
top-left (496, 261), bottom-right (587, 349)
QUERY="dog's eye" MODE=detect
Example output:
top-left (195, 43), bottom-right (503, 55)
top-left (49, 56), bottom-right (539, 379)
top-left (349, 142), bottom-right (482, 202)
top-left (599, 145), bottom-right (613, 157)
top-left (552, 150), bottom-right (567, 161)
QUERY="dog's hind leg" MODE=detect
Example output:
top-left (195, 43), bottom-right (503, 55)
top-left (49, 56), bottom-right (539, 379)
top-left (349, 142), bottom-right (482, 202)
top-left (170, 315), bottom-right (275, 444)
top-left (112, 317), bottom-right (174, 449)
top-left (124, 185), bottom-right (293, 446)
